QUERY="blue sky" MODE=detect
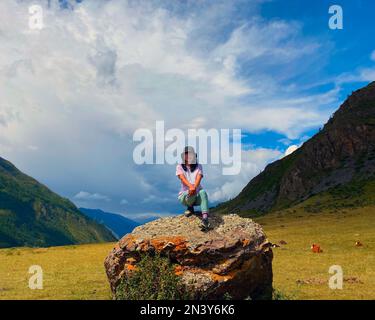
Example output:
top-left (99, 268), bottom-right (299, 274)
top-left (0, 0), bottom-right (374, 219)
top-left (262, 0), bottom-right (374, 87)
top-left (229, 0), bottom-right (375, 154)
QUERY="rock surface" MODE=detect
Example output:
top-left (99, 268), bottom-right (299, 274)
top-left (104, 213), bottom-right (273, 299)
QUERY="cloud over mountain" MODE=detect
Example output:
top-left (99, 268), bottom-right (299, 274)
top-left (0, 0), bottom-right (366, 214)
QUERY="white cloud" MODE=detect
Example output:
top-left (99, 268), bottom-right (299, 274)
top-left (120, 198), bottom-right (128, 205)
top-left (278, 138), bottom-right (292, 146)
top-left (74, 191), bottom-right (111, 202)
top-left (208, 148), bottom-right (282, 202)
top-left (142, 194), bottom-right (171, 204)
top-left (338, 68), bottom-right (375, 84)
top-left (284, 144), bottom-right (299, 156)
top-left (27, 145), bottom-right (39, 151)
top-left (0, 0), bottom-right (340, 213)
top-left (336, 51), bottom-right (375, 85)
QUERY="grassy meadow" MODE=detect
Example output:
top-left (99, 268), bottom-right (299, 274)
top-left (0, 242), bottom-right (114, 299)
top-left (256, 206), bottom-right (375, 300)
top-left (0, 206), bottom-right (374, 300)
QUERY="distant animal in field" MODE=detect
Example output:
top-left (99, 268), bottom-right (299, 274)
top-left (311, 244), bottom-right (323, 253)
top-left (355, 241), bottom-right (363, 247)
top-left (279, 240), bottom-right (287, 245)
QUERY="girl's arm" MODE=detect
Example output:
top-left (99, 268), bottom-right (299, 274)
top-left (178, 174), bottom-right (198, 195)
top-left (188, 173), bottom-right (202, 195)
top-left (178, 174), bottom-right (193, 188)
top-left (194, 174), bottom-right (202, 189)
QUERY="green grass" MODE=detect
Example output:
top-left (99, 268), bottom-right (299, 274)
top-left (0, 243), bottom-right (115, 299)
top-left (0, 206), bottom-right (374, 300)
top-left (255, 206), bottom-right (375, 300)
top-left (115, 253), bottom-right (192, 300)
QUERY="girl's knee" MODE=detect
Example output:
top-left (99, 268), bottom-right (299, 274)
top-left (199, 189), bottom-right (208, 199)
top-left (178, 192), bottom-right (189, 204)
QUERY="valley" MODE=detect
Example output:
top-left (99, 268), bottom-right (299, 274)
top-left (1, 205), bottom-right (373, 300)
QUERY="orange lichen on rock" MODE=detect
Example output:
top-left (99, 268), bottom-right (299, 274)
top-left (209, 271), bottom-right (233, 282)
top-left (150, 236), bottom-right (187, 252)
top-left (120, 234), bottom-right (137, 250)
top-left (242, 238), bottom-right (251, 247)
top-left (185, 266), bottom-right (234, 282)
top-left (174, 265), bottom-right (185, 276)
top-left (192, 256), bottom-right (260, 283)
top-left (125, 263), bottom-right (137, 271)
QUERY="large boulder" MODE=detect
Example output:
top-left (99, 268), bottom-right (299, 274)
top-left (104, 213), bottom-right (273, 299)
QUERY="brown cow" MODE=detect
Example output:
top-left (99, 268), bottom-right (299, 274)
top-left (355, 241), bottom-right (363, 247)
top-left (311, 243), bottom-right (323, 253)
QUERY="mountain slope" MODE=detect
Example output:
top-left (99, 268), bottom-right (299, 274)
top-left (215, 81), bottom-right (375, 217)
top-left (0, 157), bottom-right (116, 248)
top-left (79, 208), bottom-right (140, 239)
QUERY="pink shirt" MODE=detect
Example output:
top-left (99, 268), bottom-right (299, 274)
top-left (176, 164), bottom-right (203, 195)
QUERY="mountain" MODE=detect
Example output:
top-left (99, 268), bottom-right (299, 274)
top-left (0, 157), bottom-right (116, 248)
top-left (132, 215), bottom-right (160, 225)
top-left (79, 208), bottom-right (140, 239)
top-left (215, 81), bottom-right (375, 217)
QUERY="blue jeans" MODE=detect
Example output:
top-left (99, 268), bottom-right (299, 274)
top-left (178, 189), bottom-right (209, 213)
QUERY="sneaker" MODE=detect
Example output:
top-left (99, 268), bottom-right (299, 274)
top-left (200, 217), bottom-right (210, 231)
top-left (184, 206), bottom-right (194, 217)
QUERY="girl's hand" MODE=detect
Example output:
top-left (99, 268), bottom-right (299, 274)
top-left (189, 185), bottom-right (196, 196)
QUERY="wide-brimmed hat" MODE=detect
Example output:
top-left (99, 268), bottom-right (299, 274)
top-left (181, 146), bottom-right (197, 161)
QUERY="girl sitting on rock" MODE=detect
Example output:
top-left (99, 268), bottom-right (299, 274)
top-left (176, 146), bottom-right (210, 231)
